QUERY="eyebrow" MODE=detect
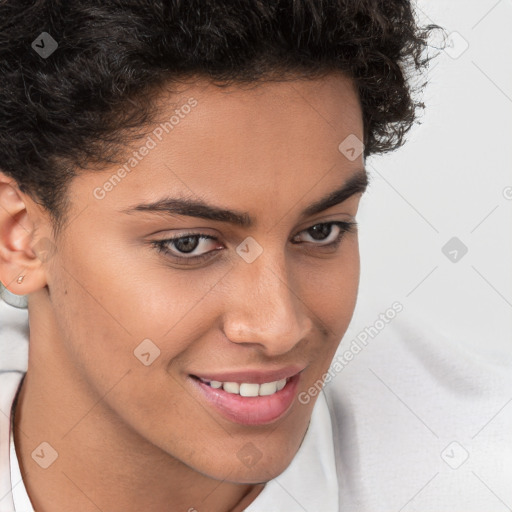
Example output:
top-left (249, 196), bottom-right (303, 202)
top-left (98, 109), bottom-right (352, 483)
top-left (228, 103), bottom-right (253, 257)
top-left (120, 169), bottom-right (369, 228)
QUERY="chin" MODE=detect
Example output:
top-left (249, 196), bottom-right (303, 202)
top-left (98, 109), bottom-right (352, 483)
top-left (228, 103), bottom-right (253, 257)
top-left (196, 437), bottom-right (301, 484)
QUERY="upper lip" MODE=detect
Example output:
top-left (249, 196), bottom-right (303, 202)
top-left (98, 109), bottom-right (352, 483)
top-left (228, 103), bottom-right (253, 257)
top-left (190, 365), bottom-right (306, 384)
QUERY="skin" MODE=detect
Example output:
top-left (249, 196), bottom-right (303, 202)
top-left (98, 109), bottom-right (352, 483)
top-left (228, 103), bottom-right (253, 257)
top-left (0, 72), bottom-right (366, 512)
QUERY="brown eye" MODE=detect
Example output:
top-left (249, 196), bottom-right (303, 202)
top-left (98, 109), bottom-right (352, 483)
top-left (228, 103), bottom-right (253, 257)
top-left (153, 233), bottom-right (220, 262)
top-left (292, 221), bottom-right (357, 246)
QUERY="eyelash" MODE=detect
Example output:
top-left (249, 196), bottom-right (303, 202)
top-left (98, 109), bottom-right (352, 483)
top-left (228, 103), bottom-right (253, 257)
top-left (151, 221), bottom-right (357, 264)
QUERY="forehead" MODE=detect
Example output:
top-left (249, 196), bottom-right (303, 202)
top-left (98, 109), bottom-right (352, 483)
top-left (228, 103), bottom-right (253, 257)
top-left (162, 72), bottom-right (363, 148)
top-left (144, 73), bottom-right (362, 178)
top-left (72, 73), bottom-right (364, 224)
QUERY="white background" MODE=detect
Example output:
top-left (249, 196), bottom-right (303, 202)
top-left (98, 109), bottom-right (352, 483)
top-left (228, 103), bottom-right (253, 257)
top-left (347, 0), bottom-right (512, 365)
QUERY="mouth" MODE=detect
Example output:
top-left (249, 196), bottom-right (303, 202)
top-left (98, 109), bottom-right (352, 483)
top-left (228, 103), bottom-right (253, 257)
top-left (188, 369), bottom-right (303, 426)
top-left (190, 375), bottom-right (290, 396)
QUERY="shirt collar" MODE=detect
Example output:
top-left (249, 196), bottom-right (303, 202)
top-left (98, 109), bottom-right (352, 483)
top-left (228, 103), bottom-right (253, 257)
top-left (0, 371), bottom-right (33, 512)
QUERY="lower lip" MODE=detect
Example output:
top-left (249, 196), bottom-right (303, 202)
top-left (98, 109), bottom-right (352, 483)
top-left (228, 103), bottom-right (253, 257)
top-left (189, 373), bottom-right (301, 426)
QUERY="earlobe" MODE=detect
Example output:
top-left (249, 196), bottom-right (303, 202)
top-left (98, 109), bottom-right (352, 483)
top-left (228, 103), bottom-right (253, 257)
top-left (0, 172), bottom-right (50, 295)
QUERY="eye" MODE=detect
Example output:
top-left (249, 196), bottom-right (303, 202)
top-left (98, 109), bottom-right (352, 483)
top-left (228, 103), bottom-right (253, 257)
top-left (291, 221), bottom-right (357, 246)
top-left (151, 221), bottom-right (357, 264)
top-left (152, 233), bottom-right (221, 264)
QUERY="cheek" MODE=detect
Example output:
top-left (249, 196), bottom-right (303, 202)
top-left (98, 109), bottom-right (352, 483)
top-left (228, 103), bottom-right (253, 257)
top-left (295, 250), bottom-right (360, 403)
top-left (299, 237), bottom-right (360, 328)
top-left (46, 233), bottom-right (223, 406)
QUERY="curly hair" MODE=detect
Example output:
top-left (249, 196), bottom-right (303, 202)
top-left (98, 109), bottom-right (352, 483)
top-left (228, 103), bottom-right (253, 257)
top-left (0, 0), bottom-right (438, 235)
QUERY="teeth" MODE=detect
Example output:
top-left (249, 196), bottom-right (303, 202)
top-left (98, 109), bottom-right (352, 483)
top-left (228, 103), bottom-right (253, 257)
top-left (223, 382), bottom-right (240, 394)
top-left (199, 377), bottom-right (289, 396)
top-left (239, 383), bottom-right (259, 397)
top-left (259, 381), bottom-right (278, 396)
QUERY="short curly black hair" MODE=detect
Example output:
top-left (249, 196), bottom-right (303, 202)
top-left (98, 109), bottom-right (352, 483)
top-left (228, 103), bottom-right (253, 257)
top-left (0, 0), bottom-right (438, 235)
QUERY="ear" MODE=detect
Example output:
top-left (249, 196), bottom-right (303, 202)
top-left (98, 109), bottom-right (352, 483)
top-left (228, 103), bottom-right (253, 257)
top-left (0, 171), bottom-right (53, 295)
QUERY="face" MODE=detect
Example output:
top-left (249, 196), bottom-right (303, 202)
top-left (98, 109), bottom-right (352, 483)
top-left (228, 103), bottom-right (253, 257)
top-left (20, 73), bottom-right (366, 483)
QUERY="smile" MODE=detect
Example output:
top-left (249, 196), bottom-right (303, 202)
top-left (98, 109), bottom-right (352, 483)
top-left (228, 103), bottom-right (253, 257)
top-left (195, 377), bottom-right (288, 396)
top-left (188, 370), bottom-right (303, 426)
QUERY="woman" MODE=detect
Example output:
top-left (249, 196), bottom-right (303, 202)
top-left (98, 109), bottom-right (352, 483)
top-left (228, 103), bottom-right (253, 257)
top-left (0, 1), bottom-right (436, 511)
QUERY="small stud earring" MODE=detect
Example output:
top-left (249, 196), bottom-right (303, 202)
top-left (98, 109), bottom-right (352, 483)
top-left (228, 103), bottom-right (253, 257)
top-left (16, 275), bottom-right (25, 284)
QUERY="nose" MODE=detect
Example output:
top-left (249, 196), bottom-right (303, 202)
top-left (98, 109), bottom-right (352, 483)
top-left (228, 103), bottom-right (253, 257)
top-left (221, 248), bottom-right (314, 356)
